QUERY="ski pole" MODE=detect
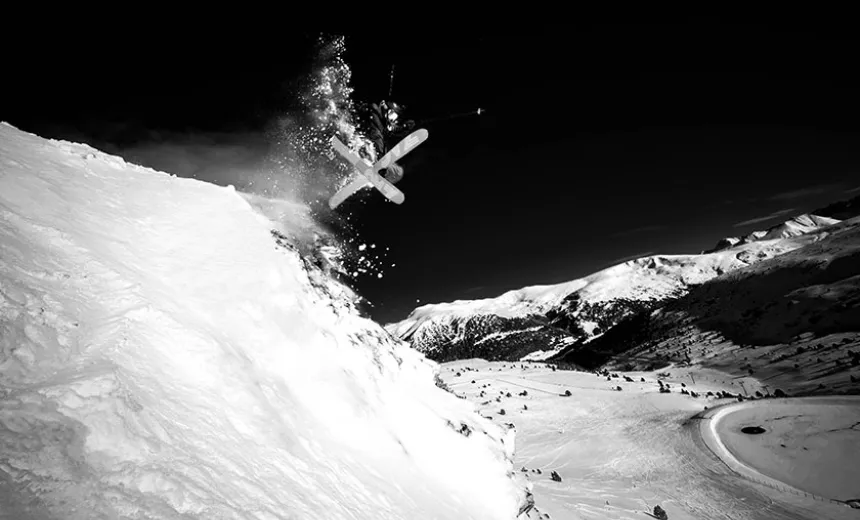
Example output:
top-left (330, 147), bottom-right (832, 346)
top-left (419, 107), bottom-right (485, 125)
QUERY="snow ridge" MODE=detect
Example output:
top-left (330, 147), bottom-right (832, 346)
top-left (705, 214), bottom-right (840, 253)
top-left (0, 122), bottom-right (531, 519)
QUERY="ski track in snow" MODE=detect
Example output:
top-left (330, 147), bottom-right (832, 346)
top-left (441, 360), bottom-right (859, 520)
top-left (0, 123), bottom-right (532, 519)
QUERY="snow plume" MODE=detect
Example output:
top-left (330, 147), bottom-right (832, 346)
top-left (257, 35), bottom-right (395, 286)
top-left (117, 35), bottom-right (370, 208)
top-left (0, 122), bottom-right (531, 519)
top-left (113, 35), bottom-right (392, 287)
top-left (118, 130), bottom-right (271, 195)
top-left (263, 34), bottom-right (376, 209)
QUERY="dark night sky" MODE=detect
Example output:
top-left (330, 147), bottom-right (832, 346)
top-left (3, 18), bottom-right (860, 324)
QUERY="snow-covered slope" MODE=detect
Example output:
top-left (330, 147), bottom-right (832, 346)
top-left (387, 225), bottom-right (834, 362)
top-left (557, 215), bottom-right (860, 377)
top-left (758, 214), bottom-right (840, 240)
top-left (0, 122), bottom-right (532, 519)
top-left (441, 360), bottom-right (860, 520)
top-left (705, 214), bottom-right (840, 253)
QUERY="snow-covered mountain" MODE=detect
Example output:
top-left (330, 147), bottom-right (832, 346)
top-left (557, 214), bottom-right (860, 382)
top-left (704, 214), bottom-right (840, 253)
top-left (387, 213), bottom-right (844, 363)
top-left (0, 123), bottom-right (532, 519)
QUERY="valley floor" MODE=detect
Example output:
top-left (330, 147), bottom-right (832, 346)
top-left (439, 360), bottom-right (860, 520)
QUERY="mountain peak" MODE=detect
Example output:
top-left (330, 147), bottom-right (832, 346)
top-left (705, 212), bottom-right (840, 254)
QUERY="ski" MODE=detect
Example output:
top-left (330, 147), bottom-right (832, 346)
top-left (376, 128), bottom-right (428, 169)
top-left (328, 174), bottom-right (372, 210)
top-left (328, 128), bottom-right (429, 209)
top-left (330, 136), bottom-right (405, 205)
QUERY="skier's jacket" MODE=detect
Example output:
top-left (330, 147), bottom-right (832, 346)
top-left (368, 101), bottom-right (415, 183)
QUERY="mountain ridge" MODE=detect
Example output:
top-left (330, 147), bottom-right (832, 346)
top-left (387, 207), bottom-right (856, 363)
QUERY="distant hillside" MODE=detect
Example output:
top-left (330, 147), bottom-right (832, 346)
top-left (811, 193), bottom-right (860, 220)
top-left (552, 216), bottom-right (860, 396)
top-left (388, 213), bottom-right (841, 362)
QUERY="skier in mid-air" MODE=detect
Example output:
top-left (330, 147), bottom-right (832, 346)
top-left (365, 100), bottom-right (415, 184)
top-left (328, 98), bottom-right (426, 210)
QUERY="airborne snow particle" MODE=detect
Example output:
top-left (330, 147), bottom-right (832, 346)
top-left (358, 244), bottom-right (367, 251)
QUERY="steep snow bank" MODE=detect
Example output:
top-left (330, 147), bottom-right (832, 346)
top-left (0, 123), bottom-right (529, 519)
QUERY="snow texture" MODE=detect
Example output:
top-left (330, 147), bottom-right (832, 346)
top-left (442, 360), bottom-right (860, 520)
top-left (0, 123), bottom-right (530, 519)
top-left (707, 214), bottom-right (841, 253)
